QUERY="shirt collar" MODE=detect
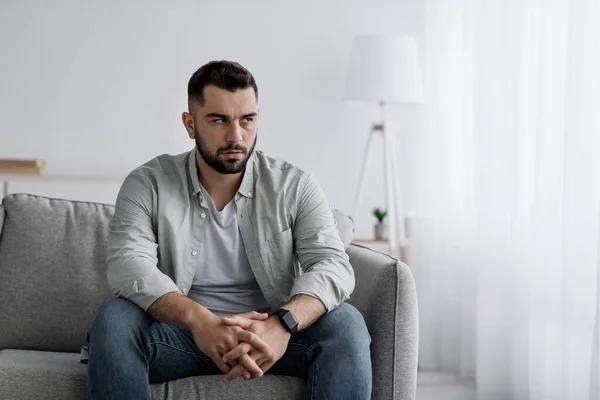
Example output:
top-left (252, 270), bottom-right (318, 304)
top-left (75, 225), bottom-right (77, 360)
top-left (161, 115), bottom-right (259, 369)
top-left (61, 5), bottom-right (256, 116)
top-left (187, 149), bottom-right (202, 198)
top-left (187, 148), bottom-right (256, 199)
top-left (237, 151), bottom-right (256, 199)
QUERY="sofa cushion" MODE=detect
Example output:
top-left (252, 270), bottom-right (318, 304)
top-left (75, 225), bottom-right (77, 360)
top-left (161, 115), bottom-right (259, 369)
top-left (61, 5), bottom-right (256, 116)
top-left (332, 209), bottom-right (355, 249)
top-left (151, 373), bottom-right (304, 400)
top-left (0, 349), bottom-right (304, 400)
top-left (0, 349), bottom-right (87, 400)
top-left (0, 194), bottom-right (115, 353)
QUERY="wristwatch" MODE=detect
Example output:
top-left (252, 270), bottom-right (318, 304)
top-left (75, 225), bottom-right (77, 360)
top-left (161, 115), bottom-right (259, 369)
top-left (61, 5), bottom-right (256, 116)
top-left (271, 308), bottom-right (299, 335)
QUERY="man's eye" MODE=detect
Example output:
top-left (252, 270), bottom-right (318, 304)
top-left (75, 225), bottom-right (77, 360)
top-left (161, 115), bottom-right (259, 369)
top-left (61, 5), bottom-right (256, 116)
top-left (243, 117), bottom-right (254, 123)
top-left (212, 119), bottom-right (225, 124)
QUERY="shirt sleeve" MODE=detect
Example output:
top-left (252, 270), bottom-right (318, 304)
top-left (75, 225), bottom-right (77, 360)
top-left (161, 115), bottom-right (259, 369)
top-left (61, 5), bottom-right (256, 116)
top-left (289, 173), bottom-right (355, 312)
top-left (106, 170), bottom-right (180, 311)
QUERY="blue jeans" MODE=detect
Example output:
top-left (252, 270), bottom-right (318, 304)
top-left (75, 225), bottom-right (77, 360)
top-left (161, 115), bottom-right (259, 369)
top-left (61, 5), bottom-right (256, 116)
top-left (87, 298), bottom-right (372, 400)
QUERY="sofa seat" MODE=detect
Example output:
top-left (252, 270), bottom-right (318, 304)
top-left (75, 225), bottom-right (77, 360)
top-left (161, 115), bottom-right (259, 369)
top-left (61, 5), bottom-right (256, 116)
top-left (0, 349), bottom-right (305, 400)
top-left (0, 349), bottom-right (87, 399)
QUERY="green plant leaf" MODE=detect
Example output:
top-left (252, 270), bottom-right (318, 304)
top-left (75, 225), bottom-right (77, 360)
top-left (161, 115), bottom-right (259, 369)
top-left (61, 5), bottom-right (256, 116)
top-left (372, 208), bottom-right (388, 223)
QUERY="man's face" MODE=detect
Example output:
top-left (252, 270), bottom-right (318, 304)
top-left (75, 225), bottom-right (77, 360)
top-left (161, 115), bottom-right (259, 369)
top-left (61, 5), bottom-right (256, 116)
top-left (185, 85), bottom-right (259, 174)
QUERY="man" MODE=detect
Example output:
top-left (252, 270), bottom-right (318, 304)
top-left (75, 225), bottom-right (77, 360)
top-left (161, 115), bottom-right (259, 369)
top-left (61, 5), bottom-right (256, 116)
top-left (87, 60), bottom-right (372, 400)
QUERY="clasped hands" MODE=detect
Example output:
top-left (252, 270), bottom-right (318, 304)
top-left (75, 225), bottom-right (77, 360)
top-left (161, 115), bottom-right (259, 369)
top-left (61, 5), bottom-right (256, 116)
top-left (191, 310), bottom-right (291, 383)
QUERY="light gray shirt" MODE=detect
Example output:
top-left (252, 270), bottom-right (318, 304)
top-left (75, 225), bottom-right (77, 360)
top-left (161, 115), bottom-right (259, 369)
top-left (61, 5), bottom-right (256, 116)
top-left (187, 183), bottom-right (270, 316)
top-left (106, 148), bottom-right (354, 313)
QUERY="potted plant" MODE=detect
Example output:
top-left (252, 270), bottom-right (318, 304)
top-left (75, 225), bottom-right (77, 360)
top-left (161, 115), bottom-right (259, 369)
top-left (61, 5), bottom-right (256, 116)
top-left (373, 207), bottom-right (388, 240)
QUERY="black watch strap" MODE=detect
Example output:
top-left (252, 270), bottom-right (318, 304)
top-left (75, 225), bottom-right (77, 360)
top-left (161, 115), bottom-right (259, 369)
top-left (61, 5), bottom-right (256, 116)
top-left (271, 308), bottom-right (299, 334)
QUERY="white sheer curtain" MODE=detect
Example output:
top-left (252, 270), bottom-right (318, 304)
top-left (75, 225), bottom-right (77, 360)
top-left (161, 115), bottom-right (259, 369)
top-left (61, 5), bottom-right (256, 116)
top-left (411, 0), bottom-right (600, 399)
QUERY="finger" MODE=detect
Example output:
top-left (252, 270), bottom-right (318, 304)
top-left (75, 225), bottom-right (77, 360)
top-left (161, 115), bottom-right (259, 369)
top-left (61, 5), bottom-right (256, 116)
top-left (237, 330), bottom-right (271, 355)
top-left (224, 357), bottom-right (245, 379)
top-left (221, 315), bottom-right (253, 329)
top-left (223, 346), bottom-right (267, 381)
top-left (244, 350), bottom-right (268, 379)
top-left (217, 341), bottom-right (238, 357)
top-left (237, 311), bottom-right (270, 321)
top-left (223, 363), bottom-right (246, 383)
top-left (222, 342), bottom-right (253, 363)
top-left (254, 353), bottom-right (269, 368)
top-left (228, 358), bottom-right (239, 367)
top-left (259, 358), bottom-right (277, 375)
top-left (224, 353), bottom-right (263, 382)
top-left (237, 353), bottom-right (263, 378)
top-left (209, 352), bottom-right (231, 374)
top-left (250, 347), bottom-right (272, 371)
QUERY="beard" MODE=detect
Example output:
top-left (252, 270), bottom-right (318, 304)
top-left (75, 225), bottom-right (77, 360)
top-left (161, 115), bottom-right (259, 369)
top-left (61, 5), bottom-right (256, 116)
top-left (194, 127), bottom-right (257, 174)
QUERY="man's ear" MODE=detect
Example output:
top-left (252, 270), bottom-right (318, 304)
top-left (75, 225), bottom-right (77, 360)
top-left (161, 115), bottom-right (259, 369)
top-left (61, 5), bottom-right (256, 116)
top-left (182, 112), bottom-right (195, 140)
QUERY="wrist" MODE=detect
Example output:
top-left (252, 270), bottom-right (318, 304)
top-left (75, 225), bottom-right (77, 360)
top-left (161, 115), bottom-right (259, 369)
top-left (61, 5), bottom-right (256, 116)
top-left (268, 315), bottom-right (292, 338)
top-left (183, 303), bottom-right (215, 331)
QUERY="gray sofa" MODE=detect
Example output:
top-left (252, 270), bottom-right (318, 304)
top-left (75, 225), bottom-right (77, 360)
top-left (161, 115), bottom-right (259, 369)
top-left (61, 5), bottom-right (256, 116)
top-left (0, 193), bottom-right (418, 400)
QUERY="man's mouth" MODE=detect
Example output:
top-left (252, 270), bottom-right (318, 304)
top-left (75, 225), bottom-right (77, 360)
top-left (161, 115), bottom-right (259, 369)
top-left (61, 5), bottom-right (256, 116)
top-left (220, 150), bottom-right (245, 159)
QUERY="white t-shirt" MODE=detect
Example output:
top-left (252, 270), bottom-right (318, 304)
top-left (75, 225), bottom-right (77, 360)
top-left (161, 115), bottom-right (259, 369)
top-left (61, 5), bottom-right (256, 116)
top-left (187, 185), bottom-right (270, 316)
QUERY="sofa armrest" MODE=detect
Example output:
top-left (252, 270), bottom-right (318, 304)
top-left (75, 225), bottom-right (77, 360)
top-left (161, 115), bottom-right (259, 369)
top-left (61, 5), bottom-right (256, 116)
top-left (346, 243), bottom-right (419, 400)
top-left (0, 204), bottom-right (4, 240)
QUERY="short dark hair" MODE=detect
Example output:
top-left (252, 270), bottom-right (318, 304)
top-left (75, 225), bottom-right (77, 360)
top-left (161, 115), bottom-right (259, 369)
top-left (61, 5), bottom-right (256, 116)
top-left (187, 60), bottom-right (258, 110)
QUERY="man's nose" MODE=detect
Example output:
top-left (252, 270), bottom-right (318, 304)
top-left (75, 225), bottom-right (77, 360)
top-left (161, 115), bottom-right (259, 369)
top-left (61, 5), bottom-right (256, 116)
top-left (226, 121), bottom-right (244, 143)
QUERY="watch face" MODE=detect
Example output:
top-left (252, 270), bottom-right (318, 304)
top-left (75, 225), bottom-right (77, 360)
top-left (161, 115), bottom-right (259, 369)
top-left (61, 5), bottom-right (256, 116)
top-left (281, 311), bottom-right (298, 328)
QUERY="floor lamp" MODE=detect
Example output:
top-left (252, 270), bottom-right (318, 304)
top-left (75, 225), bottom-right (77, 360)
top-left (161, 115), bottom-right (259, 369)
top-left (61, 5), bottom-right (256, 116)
top-left (344, 35), bottom-right (424, 260)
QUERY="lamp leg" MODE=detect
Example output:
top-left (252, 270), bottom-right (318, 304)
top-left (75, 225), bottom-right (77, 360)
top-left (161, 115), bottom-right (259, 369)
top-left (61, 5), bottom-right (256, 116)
top-left (388, 130), bottom-right (408, 248)
top-left (352, 128), bottom-right (375, 220)
top-left (382, 128), bottom-right (398, 258)
top-left (388, 132), bottom-right (408, 262)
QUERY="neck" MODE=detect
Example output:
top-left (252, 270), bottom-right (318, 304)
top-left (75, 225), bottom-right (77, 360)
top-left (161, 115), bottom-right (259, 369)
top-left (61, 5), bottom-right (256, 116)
top-left (195, 151), bottom-right (243, 204)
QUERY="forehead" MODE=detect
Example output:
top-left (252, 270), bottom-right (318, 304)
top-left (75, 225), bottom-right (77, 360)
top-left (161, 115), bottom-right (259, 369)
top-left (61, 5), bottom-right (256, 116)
top-left (197, 85), bottom-right (257, 115)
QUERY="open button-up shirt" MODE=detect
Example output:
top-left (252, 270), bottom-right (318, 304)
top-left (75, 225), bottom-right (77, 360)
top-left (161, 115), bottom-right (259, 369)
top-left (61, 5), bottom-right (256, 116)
top-left (106, 149), bottom-right (355, 313)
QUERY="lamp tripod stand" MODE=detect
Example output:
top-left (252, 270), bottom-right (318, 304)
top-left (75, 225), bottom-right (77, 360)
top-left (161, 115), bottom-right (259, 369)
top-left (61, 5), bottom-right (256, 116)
top-left (352, 102), bottom-right (408, 261)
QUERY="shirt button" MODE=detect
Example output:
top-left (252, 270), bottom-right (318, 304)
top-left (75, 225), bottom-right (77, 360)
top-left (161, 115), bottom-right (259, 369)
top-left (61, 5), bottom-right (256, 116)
top-left (191, 250), bottom-right (197, 256)
top-left (247, 191), bottom-right (252, 196)
top-left (182, 288), bottom-right (188, 295)
top-left (200, 212), bottom-right (206, 218)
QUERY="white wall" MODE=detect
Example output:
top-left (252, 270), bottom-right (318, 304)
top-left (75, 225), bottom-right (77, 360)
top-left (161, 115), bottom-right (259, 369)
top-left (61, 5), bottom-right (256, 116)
top-left (0, 0), bottom-right (424, 239)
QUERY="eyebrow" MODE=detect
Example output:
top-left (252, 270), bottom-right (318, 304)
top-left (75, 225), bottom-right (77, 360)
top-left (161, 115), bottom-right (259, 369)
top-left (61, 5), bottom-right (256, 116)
top-left (205, 112), bottom-right (257, 119)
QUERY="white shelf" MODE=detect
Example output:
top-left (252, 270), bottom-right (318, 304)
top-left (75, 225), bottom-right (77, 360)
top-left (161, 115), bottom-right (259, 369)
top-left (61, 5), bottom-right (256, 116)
top-left (0, 175), bottom-right (123, 183)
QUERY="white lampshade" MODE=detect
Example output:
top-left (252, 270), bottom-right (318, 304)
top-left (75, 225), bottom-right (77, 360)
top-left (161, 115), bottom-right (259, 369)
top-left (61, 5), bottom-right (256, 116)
top-left (344, 35), bottom-right (424, 104)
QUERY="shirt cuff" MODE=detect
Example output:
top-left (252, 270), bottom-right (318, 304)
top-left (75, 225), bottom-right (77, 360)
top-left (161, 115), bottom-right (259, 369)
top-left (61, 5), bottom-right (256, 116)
top-left (290, 274), bottom-right (349, 312)
top-left (115, 275), bottom-right (181, 312)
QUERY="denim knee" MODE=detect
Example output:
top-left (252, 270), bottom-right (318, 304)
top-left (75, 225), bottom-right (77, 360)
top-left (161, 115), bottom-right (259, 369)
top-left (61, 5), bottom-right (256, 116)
top-left (326, 303), bottom-right (372, 352)
top-left (89, 297), bottom-right (151, 346)
top-left (87, 298), bottom-right (156, 399)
